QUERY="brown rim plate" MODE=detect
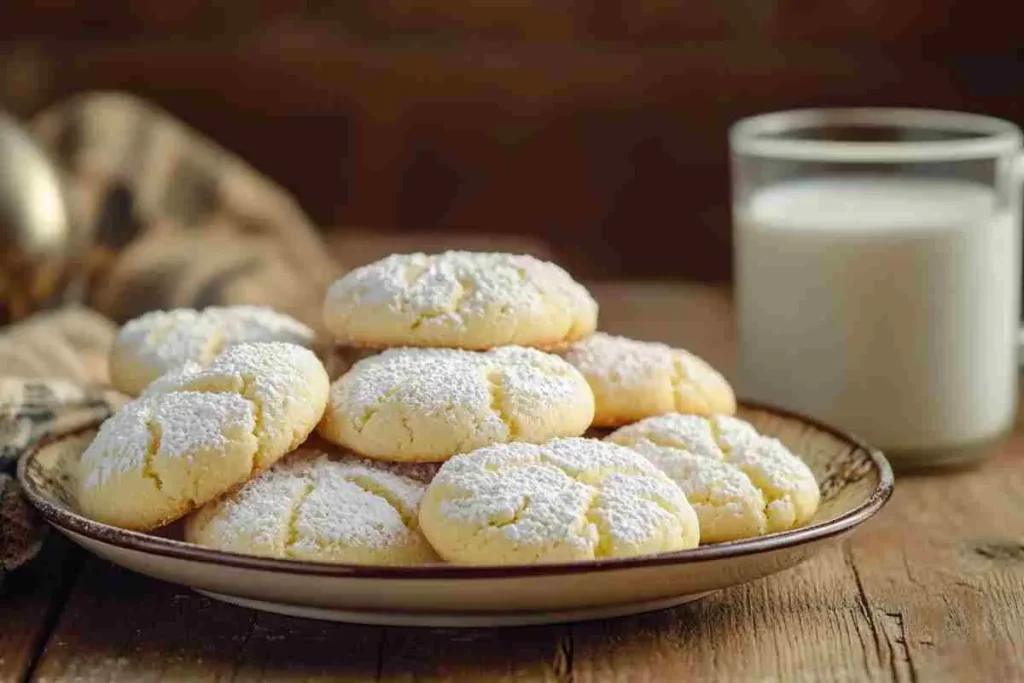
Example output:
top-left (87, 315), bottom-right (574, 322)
top-left (18, 400), bottom-right (893, 626)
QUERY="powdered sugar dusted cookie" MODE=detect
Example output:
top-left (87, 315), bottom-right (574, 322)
top-left (606, 413), bottom-right (819, 542)
top-left (110, 305), bottom-right (315, 396)
top-left (322, 251), bottom-right (598, 349)
top-left (318, 346), bottom-right (595, 462)
top-left (76, 342), bottom-right (329, 530)
top-left (419, 437), bottom-right (699, 565)
top-left (559, 333), bottom-right (735, 427)
top-left (150, 343), bottom-right (330, 460)
top-left (185, 448), bottom-right (439, 565)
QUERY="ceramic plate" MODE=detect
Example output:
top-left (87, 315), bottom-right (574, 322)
top-left (19, 401), bottom-right (892, 627)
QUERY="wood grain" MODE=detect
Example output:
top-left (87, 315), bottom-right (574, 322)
top-left (0, 538), bottom-right (80, 683)
top-left (842, 440), bottom-right (1024, 681)
top-left (31, 557), bottom-right (383, 683)
top-left (9, 283), bottom-right (1024, 681)
top-left (569, 439), bottom-right (1024, 682)
top-left (31, 557), bottom-right (573, 682)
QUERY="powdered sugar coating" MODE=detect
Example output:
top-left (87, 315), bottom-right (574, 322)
top-left (606, 413), bottom-right (820, 541)
top-left (323, 251), bottom-right (598, 349)
top-left (559, 333), bottom-right (736, 427)
top-left (76, 391), bottom-right (259, 530)
top-left (140, 360), bottom-right (205, 398)
top-left (152, 342), bottom-right (331, 465)
top-left (418, 437), bottom-right (699, 564)
top-left (77, 399), bottom-right (156, 492)
top-left (185, 449), bottom-right (438, 565)
top-left (151, 391), bottom-right (256, 467)
top-left (75, 341), bottom-right (330, 531)
top-left (190, 454), bottom-right (308, 556)
top-left (318, 346), bottom-right (595, 462)
top-left (110, 305), bottom-right (315, 396)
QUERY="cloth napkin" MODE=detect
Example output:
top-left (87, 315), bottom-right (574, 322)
top-left (28, 90), bottom-right (341, 332)
top-left (0, 91), bottom-right (342, 590)
top-left (0, 307), bottom-right (124, 588)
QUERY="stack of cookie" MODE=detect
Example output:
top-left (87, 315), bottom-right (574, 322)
top-left (313, 251), bottom-right (682, 564)
top-left (316, 251), bottom-right (601, 462)
top-left (74, 251), bottom-right (820, 567)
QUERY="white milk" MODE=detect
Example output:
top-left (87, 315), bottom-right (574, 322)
top-left (735, 176), bottom-right (1021, 452)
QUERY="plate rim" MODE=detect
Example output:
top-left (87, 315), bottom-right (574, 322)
top-left (18, 399), bottom-right (894, 580)
top-left (190, 589), bottom-right (718, 626)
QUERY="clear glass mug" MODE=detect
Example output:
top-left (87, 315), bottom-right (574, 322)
top-left (729, 108), bottom-right (1024, 471)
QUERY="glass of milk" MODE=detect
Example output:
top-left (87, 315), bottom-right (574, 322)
top-left (730, 108), bottom-right (1023, 470)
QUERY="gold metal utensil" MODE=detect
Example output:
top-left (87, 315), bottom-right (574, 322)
top-left (0, 109), bottom-right (74, 323)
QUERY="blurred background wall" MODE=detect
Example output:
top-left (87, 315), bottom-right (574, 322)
top-left (2, 1), bottom-right (1023, 281)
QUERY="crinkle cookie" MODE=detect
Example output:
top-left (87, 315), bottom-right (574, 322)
top-left (322, 251), bottom-right (598, 349)
top-left (76, 342), bottom-right (329, 530)
top-left (318, 346), bottom-right (595, 462)
top-left (606, 413), bottom-right (819, 543)
top-left (559, 333), bottom-right (735, 427)
top-left (418, 437), bottom-right (699, 565)
top-left (185, 448), bottom-right (439, 565)
top-left (110, 305), bottom-right (315, 396)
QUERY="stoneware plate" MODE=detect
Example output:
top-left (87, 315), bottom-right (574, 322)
top-left (19, 401), bottom-right (892, 628)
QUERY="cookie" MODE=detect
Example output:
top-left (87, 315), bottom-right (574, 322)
top-left (317, 346), bottom-right (595, 462)
top-left (76, 342), bottom-right (330, 530)
top-left (606, 413), bottom-right (819, 542)
top-left (559, 332), bottom-right (735, 427)
top-left (418, 437), bottom-right (699, 565)
top-left (110, 305), bottom-right (315, 396)
top-left (184, 448), bottom-right (439, 565)
top-left (322, 251), bottom-right (598, 349)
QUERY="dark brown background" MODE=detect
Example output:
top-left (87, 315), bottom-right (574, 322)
top-left (2, 1), bottom-right (1023, 281)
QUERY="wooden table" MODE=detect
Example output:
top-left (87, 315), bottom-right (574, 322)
top-left (4, 282), bottom-right (1024, 682)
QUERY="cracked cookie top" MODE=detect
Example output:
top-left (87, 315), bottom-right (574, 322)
top-left (322, 251), bottom-right (598, 349)
top-left (110, 305), bottom-right (315, 396)
top-left (559, 333), bottom-right (736, 427)
top-left (606, 413), bottom-right (820, 542)
top-left (150, 343), bottom-right (330, 462)
top-left (75, 342), bottom-right (330, 531)
top-left (418, 437), bottom-right (699, 564)
top-left (317, 346), bottom-right (595, 462)
top-left (184, 448), bottom-right (439, 565)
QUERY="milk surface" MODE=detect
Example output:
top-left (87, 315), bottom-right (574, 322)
top-left (735, 176), bottom-right (1020, 451)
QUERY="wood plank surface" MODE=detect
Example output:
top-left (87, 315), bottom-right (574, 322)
top-left (31, 557), bottom-right (573, 682)
top-left (10, 283), bottom-right (1024, 681)
top-left (571, 441), bottom-right (1024, 681)
top-left (0, 537), bottom-right (80, 683)
top-left (31, 557), bottom-right (384, 683)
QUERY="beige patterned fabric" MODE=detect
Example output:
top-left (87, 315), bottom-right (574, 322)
top-left (29, 91), bottom-right (342, 333)
top-left (0, 308), bottom-right (126, 587)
